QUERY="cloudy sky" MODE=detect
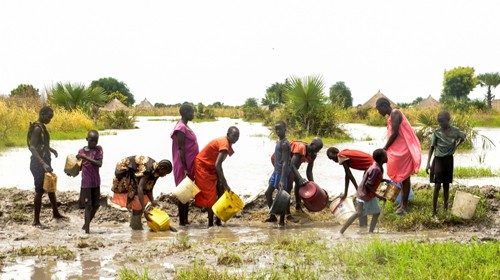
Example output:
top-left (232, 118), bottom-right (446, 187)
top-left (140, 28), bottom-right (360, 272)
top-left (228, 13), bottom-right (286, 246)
top-left (1, 0), bottom-right (499, 106)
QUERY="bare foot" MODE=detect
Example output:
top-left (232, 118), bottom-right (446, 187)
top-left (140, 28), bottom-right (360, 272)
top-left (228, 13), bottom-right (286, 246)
top-left (32, 222), bottom-right (48, 229)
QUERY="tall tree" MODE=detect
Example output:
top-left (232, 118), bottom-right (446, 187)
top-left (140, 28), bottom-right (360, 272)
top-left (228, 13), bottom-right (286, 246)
top-left (262, 79), bottom-right (290, 110)
top-left (286, 75), bottom-right (326, 134)
top-left (48, 82), bottom-right (106, 111)
top-left (10, 84), bottom-right (40, 99)
top-left (90, 77), bottom-right (135, 106)
top-left (477, 72), bottom-right (500, 109)
top-left (441, 66), bottom-right (477, 101)
top-left (329, 81), bottom-right (353, 108)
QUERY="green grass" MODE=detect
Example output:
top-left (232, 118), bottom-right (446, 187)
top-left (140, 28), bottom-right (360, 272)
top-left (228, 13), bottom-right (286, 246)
top-left (175, 260), bottom-right (240, 280)
top-left (217, 251), bottom-right (243, 266)
top-left (380, 187), bottom-right (491, 231)
top-left (333, 239), bottom-right (500, 280)
top-left (416, 167), bottom-right (497, 178)
top-left (118, 267), bottom-right (151, 280)
top-left (11, 246), bottom-right (75, 260)
top-left (473, 113), bottom-right (500, 127)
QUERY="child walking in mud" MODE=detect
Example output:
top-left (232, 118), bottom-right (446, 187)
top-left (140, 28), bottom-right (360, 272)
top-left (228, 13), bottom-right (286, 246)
top-left (264, 121), bottom-right (291, 227)
top-left (340, 149), bottom-right (388, 234)
top-left (425, 111), bottom-right (465, 216)
top-left (76, 130), bottom-right (103, 234)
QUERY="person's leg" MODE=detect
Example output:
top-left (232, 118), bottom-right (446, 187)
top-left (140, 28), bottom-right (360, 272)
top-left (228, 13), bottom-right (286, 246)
top-left (294, 180), bottom-right (303, 211)
top-left (443, 183), bottom-right (450, 212)
top-left (340, 201), bottom-right (363, 234)
top-left (130, 210), bottom-right (143, 230)
top-left (48, 192), bottom-right (65, 219)
top-left (214, 182), bottom-right (225, 226)
top-left (397, 177), bottom-right (411, 214)
top-left (359, 214), bottom-right (368, 227)
top-left (178, 202), bottom-right (189, 226)
top-left (207, 208), bottom-right (214, 227)
top-left (368, 213), bottom-right (380, 233)
top-left (33, 192), bottom-right (43, 226)
top-left (265, 183), bottom-right (275, 209)
top-left (433, 183), bottom-right (441, 216)
top-left (90, 187), bottom-right (101, 221)
top-left (82, 188), bottom-right (92, 233)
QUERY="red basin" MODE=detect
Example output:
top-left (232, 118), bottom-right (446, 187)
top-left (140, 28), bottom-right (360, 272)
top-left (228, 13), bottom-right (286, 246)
top-left (298, 181), bottom-right (329, 212)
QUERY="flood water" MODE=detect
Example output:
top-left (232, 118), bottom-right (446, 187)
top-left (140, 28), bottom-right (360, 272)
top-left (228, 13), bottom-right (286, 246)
top-left (1, 117), bottom-right (499, 198)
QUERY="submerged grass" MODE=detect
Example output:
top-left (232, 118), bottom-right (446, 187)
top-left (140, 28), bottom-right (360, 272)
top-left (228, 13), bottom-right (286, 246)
top-left (12, 245), bottom-right (75, 260)
top-left (118, 267), bottom-right (151, 280)
top-left (380, 187), bottom-right (491, 231)
top-left (333, 239), bottom-right (500, 280)
top-left (416, 167), bottom-right (497, 178)
top-left (217, 251), bottom-right (243, 266)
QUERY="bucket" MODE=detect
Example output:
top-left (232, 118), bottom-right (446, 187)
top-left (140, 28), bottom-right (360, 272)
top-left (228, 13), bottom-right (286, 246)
top-left (330, 196), bottom-right (356, 225)
top-left (451, 190), bottom-right (480, 219)
top-left (376, 181), bottom-right (400, 202)
top-left (212, 191), bottom-right (244, 222)
top-left (146, 207), bottom-right (170, 232)
top-left (269, 189), bottom-right (290, 215)
top-left (64, 154), bottom-right (81, 177)
top-left (172, 176), bottom-right (200, 204)
top-left (43, 172), bottom-right (57, 192)
top-left (298, 181), bottom-right (329, 212)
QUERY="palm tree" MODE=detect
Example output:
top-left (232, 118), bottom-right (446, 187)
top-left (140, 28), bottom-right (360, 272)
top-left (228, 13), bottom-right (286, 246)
top-left (477, 72), bottom-right (500, 109)
top-left (285, 75), bottom-right (326, 134)
top-left (48, 82), bottom-right (107, 111)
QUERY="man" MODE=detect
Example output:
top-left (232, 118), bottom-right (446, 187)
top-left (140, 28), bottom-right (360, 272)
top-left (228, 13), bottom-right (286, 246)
top-left (290, 137), bottom-right (323, 212)
top-left (28, 106), bottom-right (66, 228)
top-left (194, 126), bottom-right (240, 227)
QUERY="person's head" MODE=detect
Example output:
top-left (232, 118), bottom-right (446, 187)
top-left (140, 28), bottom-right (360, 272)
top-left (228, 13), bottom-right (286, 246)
top-left (437, 111), bottom-right (451, 129)
top-left (372, 148), bottom-right (387, 165)
top-left (156, 159), bottom-right (172, 177)
top-left (179, 103), bottom-right (195, 121)
top-left (39, 106), bottom-right (54, 124)
top-left (86, 130), bottom-right (99, 149)
top-left (274, 121), bottom-right (287, 139)
top-left (227, 126), bottom-right (240, 144)
top-left (308, 137), bottom-right (323, 156)
top-left (326, 147), bottom-right (340, 162)
top-left (375, 97), bottom-right (392, 116)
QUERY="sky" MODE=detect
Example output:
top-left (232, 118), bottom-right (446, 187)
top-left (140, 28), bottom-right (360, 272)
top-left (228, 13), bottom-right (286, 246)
top-left (1, 1), bottom-right (499, 106)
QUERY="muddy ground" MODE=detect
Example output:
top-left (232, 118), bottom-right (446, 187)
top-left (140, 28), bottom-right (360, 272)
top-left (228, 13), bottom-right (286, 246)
top-left (0, 185), bottom-right (498, 279)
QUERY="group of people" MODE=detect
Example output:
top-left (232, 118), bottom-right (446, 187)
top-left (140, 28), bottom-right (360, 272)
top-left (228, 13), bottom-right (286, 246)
top-left (27, 97), bottom-right (465, 234)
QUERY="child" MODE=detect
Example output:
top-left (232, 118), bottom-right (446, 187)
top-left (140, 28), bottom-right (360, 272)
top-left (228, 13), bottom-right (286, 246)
top-left (425, 111), bottom-right (465, 216)
top-left (340, 149), bottom-right (388, 234)
top-left (264, 121), bottom-right (291, 226)
top-left (77, 130), bottom-right (103, 233)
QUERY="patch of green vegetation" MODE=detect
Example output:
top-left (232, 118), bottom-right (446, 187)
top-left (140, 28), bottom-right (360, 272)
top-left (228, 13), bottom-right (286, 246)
top-left (333, 239), bottom-right (500, 280)
top-left (416, 167), bottom-right (496, 178)
top-left (380, 187), bottom-right (491, 231)
top-left (12, 246), bottom-right (75, 260)
top-left (175, 260), bottom-right (240, 280)
top-left (217, 251), bottom-right (243, 266)
top-left (474, 113), bottom-right (500, 127)
top-left (165, 234), bottom-right (191, 255)
top-left (118, 267), bottom-right (150, 280)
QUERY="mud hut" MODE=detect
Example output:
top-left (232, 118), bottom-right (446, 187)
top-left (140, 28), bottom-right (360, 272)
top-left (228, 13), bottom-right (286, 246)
top-left (415, 95), bottom-right (440, 109)
top-left (362, 90), bottom-right (396, 108)
top-left (136, 98), bottom-right (153, 109)
top-left (101, 98), bottom-right (128, 111)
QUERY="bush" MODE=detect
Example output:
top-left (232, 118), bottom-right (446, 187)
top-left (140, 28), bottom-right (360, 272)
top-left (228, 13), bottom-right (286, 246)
top-left (101, 110), bottom-right (136, 129)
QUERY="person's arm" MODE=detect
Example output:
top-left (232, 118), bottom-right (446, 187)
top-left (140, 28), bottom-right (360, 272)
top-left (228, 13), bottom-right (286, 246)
top-left (28, 126), bottom-right (52, 172)
top-left (137, 176), bottom-right (147, 212)
top-left (175, 131), bottom-right (188, 175)
top-left (49, 147), bottom-right (58, 158)
top-left (216, 150), bottom-right (230, 191)
top-left (291, 154), bottom-right (306, 185)
top-left (342, 162), bottom-right (357, 199)
top-left (425, 146), bottom-right (435, 174)
top-left (383, 110), bottom-right (402, 150)
top-left (77, 153), bottom-right (102, 167)
top-left (455, 130), bottom-right (466, 148)
top-left (306, 156), bottom-right (316, 181)
top-left (278, 142), bottom-right (291, 190)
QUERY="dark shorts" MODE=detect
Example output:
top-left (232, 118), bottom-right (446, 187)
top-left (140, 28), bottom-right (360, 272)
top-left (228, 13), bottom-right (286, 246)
top-left (268, 171), bottom-right (289, 189)
top-left (430, 156), bottom-right (454, 184)
top-left (30, 156), bottom-right (50, 194)
top-left (79, 187), bottom-right (101, 209)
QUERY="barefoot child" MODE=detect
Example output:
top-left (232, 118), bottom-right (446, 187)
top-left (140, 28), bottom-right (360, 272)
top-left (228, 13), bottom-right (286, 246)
top-left (77, 130), bottom-right (103, 234)
top-left (264, 121), bottom-right (291, 226)
top-left (425, 111), bottom-right (465, 216)
top-left (340, 149), bottom-right (388, 234)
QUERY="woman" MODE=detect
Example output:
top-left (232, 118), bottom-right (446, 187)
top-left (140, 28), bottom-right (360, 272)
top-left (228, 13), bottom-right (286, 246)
top-left (171, 103), bottom-right (199, 226)
top-left (375, 97), bottom-right (421, 215)
top-left (111, 155), bottom-right (172, 230)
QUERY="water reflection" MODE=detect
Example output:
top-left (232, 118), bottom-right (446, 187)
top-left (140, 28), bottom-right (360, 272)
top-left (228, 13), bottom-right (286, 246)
top-left (0, 118), bottom-right (499, 199)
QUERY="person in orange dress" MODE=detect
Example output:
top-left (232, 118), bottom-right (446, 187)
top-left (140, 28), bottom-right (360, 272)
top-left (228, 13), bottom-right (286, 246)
top-left (194, 126), bottom-right (240, 227)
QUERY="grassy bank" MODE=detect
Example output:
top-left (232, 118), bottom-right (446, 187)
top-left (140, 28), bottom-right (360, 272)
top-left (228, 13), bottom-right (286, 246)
top-left (415, 167), bottom-right (497, 178)
top-left (118, 237), bottom-right (499, 280)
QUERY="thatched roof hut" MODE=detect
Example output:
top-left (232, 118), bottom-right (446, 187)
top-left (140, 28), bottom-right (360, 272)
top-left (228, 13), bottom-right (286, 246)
top-left (136, 98), bottom-right (153, 109)
top-left (101, 98), bottom-right (128, 111)
top-left (415, 95), bottom-right (440, 109)
top-left (362, 90), bottom-right (396, 108)
top-left (492, 99), bottom-right (500, 111)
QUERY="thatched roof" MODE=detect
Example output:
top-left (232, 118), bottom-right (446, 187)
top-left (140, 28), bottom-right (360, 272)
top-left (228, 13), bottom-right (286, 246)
top-left (362, 90), bottom-right (396, 108)
top-left (415, 95), bottom-right (439, 109)
top-left (136, 98), bottom-right (153, 108)
top-left (492, 99), bottom-right (500, 110)
top-left (101, 98), bottom-right (128, 111)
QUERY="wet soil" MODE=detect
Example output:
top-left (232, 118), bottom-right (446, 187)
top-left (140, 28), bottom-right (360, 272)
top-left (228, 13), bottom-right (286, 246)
top-left (0, 185), bottom-right (498, 279)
